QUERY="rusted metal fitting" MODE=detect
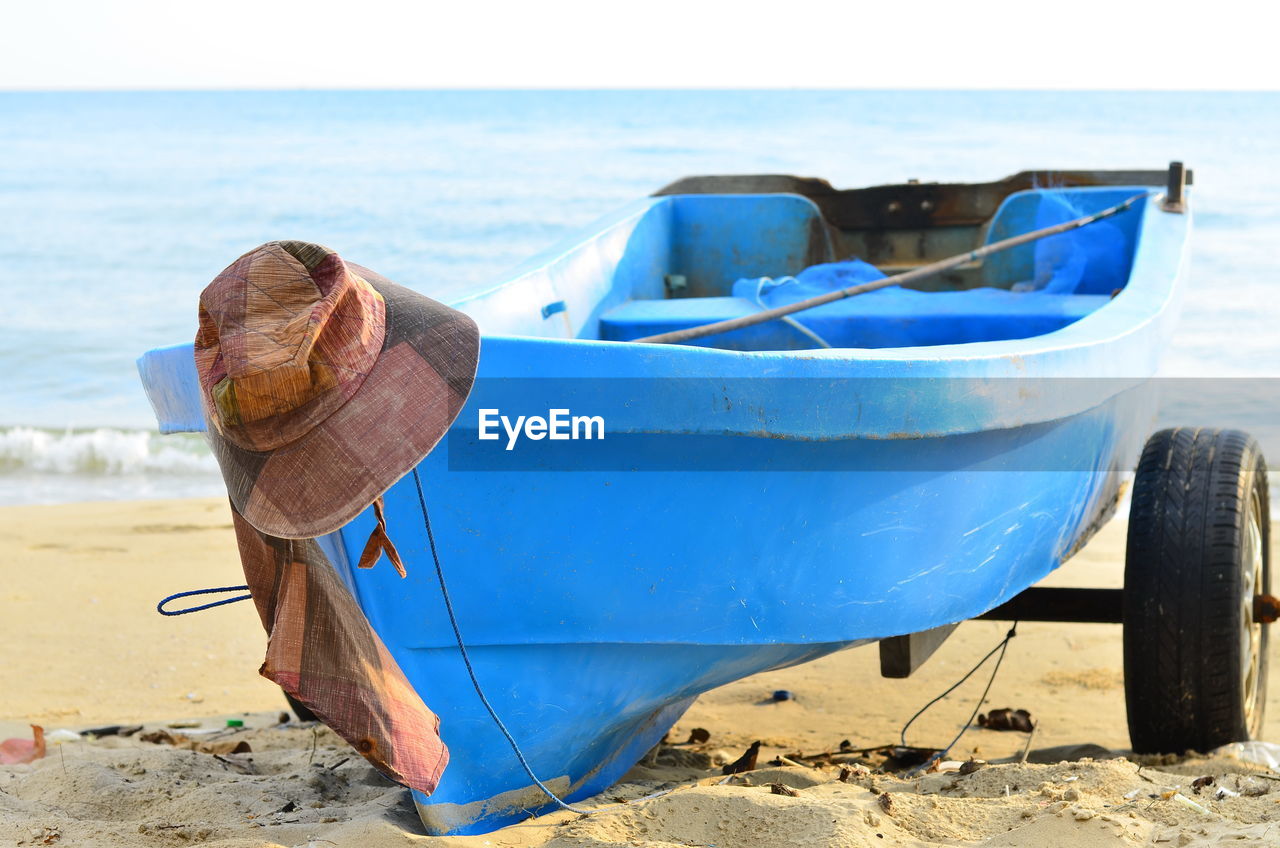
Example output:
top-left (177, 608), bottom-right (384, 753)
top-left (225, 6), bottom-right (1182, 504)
top-left (1255, 593), bottom-right (1280, 625)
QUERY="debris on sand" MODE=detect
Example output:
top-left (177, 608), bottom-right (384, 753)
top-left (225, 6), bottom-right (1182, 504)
top-left (1191, 775), bottom-right (1215, 794)
top-left (722, 741), bottom-right (762, 775)
top-left (139, 729), bottom-right (252, 756)
top-left (79, 725), bottom-right (143, 739)
top-left (0, 725), bottom-right (46, 764)
top-left (977, 708), bottom-right (1034, 732)
top-left (776, 743), bottom-right (940, 773)
top-left (5, 718), bottom-right (1280, 847)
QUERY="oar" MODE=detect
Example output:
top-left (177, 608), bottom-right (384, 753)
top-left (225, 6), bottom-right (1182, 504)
top-left (633, 191), bottom-right (1152, 346)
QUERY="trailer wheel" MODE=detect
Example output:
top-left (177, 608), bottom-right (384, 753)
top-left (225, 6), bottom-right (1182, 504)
top-left (1124, 428), bottom-right (1271, 754)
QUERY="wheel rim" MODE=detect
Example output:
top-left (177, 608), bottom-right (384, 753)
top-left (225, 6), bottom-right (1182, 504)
top-left (1242, 487), bottom-right (1265, 735)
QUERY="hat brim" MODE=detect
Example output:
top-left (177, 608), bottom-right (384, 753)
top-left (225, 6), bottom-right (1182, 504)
top-left (206, 269), bottom-right (479, 539)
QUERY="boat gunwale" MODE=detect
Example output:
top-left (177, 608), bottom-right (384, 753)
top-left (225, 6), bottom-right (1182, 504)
top-left (137, 181), bottom-right (1191, 442)
top-left (455, 187), bottom-right (1188, 374)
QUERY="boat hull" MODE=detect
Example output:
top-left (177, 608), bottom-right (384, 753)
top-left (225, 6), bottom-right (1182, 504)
top-left (394, 643), bottom-right (853, 833)
top-left (135, 174), bottom-right (1192, 834)
top-left (321, 377), bottom-right (1152, 832)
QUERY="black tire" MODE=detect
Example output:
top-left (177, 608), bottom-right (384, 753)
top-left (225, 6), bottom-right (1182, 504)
top-left (1124, 428), bottom-right (1270, 754)
top-left (284, 691), bottom-right (319, 723)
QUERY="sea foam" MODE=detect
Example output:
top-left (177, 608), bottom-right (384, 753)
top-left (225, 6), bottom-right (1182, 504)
top-left (0, 427), bottom-right (217, 476)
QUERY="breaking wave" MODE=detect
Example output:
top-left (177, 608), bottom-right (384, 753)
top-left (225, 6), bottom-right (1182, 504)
top-left (0, 427), bottom-right (218, 476)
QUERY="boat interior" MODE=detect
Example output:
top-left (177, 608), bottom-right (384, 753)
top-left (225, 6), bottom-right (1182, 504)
top-left (467, 171), bottom-right (1177, 352)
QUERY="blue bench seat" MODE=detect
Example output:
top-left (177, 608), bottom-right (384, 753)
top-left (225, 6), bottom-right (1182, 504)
top-left (598, 288), bottom-right (1112, 350)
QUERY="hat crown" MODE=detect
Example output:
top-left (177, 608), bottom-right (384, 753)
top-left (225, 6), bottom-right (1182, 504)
top-left (195, 241), bottom-right (386, 451)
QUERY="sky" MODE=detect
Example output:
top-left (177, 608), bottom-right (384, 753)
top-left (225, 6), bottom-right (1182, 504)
top-left (3, 1), bottom-right (1278, 90)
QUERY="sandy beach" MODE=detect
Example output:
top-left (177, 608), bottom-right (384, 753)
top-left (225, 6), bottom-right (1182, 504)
top-left (3, 497), bottom-right (1279, 846)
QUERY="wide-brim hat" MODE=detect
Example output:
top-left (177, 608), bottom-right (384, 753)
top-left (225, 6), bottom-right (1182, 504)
top-left (195, 241), bottom-right (479, 538)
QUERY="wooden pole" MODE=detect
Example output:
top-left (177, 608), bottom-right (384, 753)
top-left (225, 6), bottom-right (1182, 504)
top-left (633, 191), bottom-right (1152, 346)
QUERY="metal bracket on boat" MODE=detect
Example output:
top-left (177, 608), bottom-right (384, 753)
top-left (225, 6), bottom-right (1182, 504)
top-left (879, 588), bottom-right (1125, 679)
top-left (880, 622), bottom-right (961, 678)
top-left (1161, 161), bottom-right (1187, 213)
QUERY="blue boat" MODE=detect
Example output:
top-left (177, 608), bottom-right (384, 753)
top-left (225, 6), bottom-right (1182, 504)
top-left (139, 168), bottom-right (1203, 833)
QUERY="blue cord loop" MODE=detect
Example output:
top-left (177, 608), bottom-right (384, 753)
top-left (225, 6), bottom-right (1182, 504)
top-left (157, 585), bottom-right (252, 616)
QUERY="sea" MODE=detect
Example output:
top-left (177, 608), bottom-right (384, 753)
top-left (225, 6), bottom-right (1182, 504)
top-left (1, 91), bottom-right (1278, 505)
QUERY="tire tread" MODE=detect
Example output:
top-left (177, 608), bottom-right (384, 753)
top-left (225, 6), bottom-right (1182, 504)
top-left (1124, 428), bottom-right (1269, 754)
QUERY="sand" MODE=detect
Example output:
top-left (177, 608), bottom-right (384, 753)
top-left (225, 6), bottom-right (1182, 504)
top-left (2, 497), bottom-right (1279, 846)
